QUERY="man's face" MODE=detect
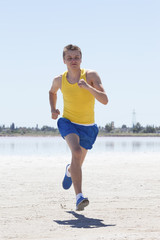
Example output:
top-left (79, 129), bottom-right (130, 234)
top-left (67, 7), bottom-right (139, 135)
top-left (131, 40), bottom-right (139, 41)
top-left (63, 50), bottom-right (82, 69)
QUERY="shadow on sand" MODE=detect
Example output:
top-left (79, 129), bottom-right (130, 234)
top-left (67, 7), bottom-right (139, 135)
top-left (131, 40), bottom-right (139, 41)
top-left (54, 211), bottom-right (116, 229)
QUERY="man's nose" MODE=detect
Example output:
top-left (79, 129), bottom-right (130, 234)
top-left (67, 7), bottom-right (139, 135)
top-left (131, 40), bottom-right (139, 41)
top-left (71, 58), bottom-right (76, 62)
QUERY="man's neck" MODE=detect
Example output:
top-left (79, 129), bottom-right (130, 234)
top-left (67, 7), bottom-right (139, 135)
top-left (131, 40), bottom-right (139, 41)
top-left (67, 68), bottom-right (81, 84)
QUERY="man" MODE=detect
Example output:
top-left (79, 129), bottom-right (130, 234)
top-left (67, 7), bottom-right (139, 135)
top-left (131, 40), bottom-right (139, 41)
top-left (49, 44), bottom-right (108, 211)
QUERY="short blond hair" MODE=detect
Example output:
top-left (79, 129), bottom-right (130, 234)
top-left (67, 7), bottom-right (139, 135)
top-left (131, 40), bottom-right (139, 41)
top-left (63, 44), bottom-right (82, 59)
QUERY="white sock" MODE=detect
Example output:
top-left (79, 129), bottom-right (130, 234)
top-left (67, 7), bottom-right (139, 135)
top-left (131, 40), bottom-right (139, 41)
top-left (76, 193), bottom-right (84, 202)
top-left (66, 164), bottom-right (71, 177)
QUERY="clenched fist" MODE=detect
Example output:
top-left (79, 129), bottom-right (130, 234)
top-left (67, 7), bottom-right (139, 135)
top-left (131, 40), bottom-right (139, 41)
top-left (77, 79), bottom-right (89, 89)
top-left (51, 109), bottom-right (60, 119)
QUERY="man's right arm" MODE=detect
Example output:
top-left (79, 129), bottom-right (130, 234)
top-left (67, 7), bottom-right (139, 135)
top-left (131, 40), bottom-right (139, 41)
top-left (49, 75), bottom-right (62, 120)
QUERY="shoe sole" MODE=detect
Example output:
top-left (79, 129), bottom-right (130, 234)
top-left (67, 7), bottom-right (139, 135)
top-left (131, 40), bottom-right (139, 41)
top-left (76, 199), bottom-right (89, 211)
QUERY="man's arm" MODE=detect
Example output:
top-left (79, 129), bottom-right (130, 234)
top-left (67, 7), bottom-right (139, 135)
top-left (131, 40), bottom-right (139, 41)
top-left (78, 70), bottom-right (108, 105)
top-left (49, 75), bottom-right (62, 119)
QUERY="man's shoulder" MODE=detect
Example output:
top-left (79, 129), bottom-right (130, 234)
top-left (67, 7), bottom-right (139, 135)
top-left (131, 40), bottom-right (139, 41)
top-left (85, 69), bottom-right (99, 80)
top-left (54, 74), bottom-right (62, 82)
top-left (51, 74), bottom-right (63, 90)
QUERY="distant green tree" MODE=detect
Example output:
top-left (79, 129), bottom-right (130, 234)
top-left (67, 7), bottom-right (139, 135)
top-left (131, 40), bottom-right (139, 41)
top-left (155, 126), bottom-right (160, 132)
top-left (143, 125), bottom-right (156, 133)
top-left (133, 122), bottom-right (142, 133)
top-left (10, 123), bottom-right (15, 131)
top-left (105, 123), bottom-right (112, 133)
top-left (41, 126), bottom-right (56, 132)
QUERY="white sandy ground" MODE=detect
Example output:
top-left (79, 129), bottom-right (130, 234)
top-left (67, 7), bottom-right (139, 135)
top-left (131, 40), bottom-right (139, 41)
top-left (0, 152), bottom-right (160, 240)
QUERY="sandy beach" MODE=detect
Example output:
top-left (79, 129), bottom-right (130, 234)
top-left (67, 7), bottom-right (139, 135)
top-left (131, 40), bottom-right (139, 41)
top-left (0, 152), bottom-right (160, 240)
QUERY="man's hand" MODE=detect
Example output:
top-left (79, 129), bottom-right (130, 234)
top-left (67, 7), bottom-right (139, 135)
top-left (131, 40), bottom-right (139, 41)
top-left (77, 79), bottom-right (89, 89)
top-left (51, 109), bottom-right (60, 119)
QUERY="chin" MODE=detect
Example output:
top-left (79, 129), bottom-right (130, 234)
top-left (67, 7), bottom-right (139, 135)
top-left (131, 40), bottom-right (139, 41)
top-left (70, 66), bottom-right (79, 70)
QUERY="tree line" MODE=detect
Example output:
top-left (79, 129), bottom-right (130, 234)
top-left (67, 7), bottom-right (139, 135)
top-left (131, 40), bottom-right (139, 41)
top-left (0, 124), bottom-right (58, 136)
top-left (0, 122), bottom-right (160, 136)
top-left (104, 122), bottom-right (160, 134)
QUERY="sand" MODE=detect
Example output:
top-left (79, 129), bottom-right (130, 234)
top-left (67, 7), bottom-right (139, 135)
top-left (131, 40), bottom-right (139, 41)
top-left (0, 152), bottom-right (160, 240)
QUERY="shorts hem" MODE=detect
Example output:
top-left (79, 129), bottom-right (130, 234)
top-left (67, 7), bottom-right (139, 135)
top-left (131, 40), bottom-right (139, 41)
top-left (57, 117), bottom-right (98, 150)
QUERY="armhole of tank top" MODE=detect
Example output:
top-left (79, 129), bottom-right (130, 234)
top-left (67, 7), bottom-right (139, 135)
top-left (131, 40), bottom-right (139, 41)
top-left (84, 69), bottom-right (88, 82)
top-left (80, 69), bottom-right (84, 80)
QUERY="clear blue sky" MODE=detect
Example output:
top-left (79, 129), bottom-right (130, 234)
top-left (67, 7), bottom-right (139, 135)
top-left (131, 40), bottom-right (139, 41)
top-left (0, 0), bottom-right (160, 128)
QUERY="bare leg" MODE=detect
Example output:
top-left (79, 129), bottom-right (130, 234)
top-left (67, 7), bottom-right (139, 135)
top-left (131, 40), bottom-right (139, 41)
top-left (65, 133), bottom-right (87, 195)
top-left (80, 146), bottom-right (88, 166)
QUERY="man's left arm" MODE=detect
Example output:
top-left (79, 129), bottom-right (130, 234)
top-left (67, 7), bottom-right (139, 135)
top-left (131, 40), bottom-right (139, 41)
top-left (78, 70), bottom-right (108, 105)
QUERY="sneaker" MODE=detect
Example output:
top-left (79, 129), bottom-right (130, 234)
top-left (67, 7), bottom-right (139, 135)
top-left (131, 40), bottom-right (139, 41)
top-left (62, 164), bottom-right (72, 190)
top-left (76, 196), bottom-right (89, 211)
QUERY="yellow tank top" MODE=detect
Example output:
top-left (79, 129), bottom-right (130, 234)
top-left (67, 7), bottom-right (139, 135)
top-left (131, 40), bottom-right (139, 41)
top-left (61, 69), bottom-right (95, 124)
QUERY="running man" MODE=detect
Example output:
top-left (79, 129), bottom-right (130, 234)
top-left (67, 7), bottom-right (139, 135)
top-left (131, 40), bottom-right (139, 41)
top-left (49, 44), bottom-right (108, 211)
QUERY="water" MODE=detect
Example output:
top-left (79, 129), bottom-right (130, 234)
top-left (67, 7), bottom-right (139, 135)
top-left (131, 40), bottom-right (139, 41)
top-left (93, 137), bottom-right (160, 153)
top-left (0, 136), bottom-right (160, 156)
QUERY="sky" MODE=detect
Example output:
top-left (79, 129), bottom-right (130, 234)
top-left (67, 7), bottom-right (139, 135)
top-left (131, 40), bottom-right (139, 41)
top-left (0, 0), bottom-right (160, 129)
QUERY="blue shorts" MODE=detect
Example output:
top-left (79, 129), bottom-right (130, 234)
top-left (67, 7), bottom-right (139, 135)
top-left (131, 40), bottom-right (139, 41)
top-left (57, 118), bottom-right (99, 150)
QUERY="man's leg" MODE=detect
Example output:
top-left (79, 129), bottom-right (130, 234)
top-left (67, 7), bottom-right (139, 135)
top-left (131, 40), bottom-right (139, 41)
top-left (65, 133), bottom-right (87, 195)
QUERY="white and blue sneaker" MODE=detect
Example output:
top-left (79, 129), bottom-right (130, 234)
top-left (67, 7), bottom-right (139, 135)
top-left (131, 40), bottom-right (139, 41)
top-left (76, 196), bottom-right (89, 211)
top-left (62, 164), bottom-right (72, 190)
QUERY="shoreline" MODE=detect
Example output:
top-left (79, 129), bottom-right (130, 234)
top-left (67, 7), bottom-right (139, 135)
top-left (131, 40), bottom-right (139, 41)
top-left (0, 133), bottom-right (160, 137)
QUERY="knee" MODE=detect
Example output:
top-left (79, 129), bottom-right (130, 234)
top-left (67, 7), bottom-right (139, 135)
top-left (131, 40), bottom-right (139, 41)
top-left (72, 147), bottom-right (82, 162)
